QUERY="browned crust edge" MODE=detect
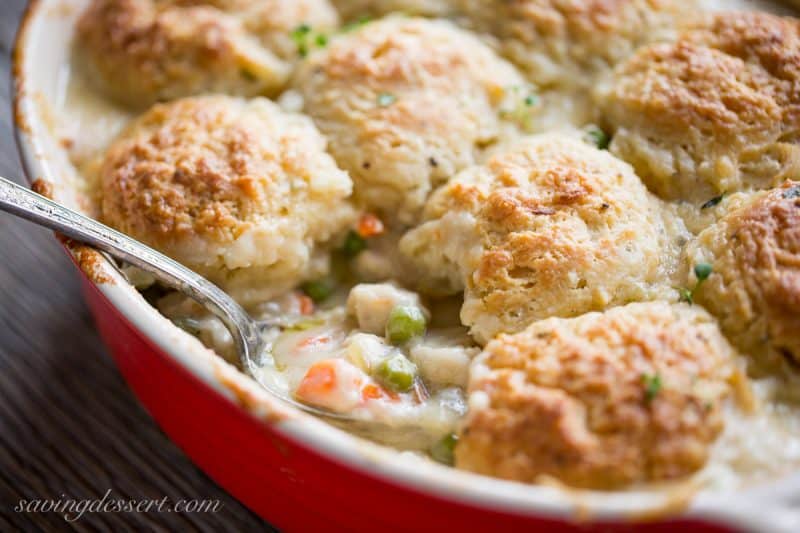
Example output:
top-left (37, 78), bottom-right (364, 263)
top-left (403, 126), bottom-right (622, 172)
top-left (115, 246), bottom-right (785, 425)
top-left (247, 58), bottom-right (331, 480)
top-left (30, 176), bottom-right (53, 198)
top-left (55, 235), bottom-right (116, 285)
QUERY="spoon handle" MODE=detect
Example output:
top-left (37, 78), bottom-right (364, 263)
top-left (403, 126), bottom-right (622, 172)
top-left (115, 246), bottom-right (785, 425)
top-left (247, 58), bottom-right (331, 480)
top-left (0, 175), bottom-right (262, 366)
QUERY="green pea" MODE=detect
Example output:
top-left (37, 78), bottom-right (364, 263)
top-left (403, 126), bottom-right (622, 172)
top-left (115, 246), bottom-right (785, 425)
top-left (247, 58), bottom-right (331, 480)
top-left (431, 433), bottom-right (458, 465)
top-left (301, 279), bottom-right (334, 303)
top-left (342, 230), bottom-right (367, 257)
top-left (376, 354), bottom-right (418, 392)
top-left (694, 262), bottom-right (713, 283)
top-left (386, 305), bottom-right (426, 344)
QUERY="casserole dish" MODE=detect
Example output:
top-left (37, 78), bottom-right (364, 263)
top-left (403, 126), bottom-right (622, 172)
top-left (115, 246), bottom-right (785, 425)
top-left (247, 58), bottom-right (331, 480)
top-left (12, 1), bottom-right (800, 530)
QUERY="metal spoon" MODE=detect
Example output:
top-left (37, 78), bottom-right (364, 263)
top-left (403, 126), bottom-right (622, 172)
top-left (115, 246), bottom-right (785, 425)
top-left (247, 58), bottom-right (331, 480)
top-left (0, 175), bottom-right (349, 420)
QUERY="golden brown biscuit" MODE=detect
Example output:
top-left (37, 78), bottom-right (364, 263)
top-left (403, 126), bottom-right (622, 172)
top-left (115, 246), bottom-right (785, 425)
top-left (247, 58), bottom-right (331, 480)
top-left (100, 96), bottom-right (355, 305)
top-left (291, 17), bottom-right (528, 226)
top-left (455, 0), bottom-right (692, 88)
top-left (456, 302), bottom-right (736, 489)
top-left (599, 11), bottom-right (800, 203)
top-left (400, 133), bottom-right (687, 344)
top-left (76, 0), bottom-right (339, 108)
top-left (686, 181), bottom-right (800, 376)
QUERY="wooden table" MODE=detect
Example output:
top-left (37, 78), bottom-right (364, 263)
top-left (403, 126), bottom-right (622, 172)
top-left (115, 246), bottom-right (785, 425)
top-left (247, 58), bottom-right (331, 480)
top-left (0, 3), bottom-right (275, 530)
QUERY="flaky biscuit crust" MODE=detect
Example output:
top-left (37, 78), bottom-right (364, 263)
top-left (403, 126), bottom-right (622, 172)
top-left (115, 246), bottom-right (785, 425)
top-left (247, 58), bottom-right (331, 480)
top-left (687, 181), bottom-right (800, 376)
top-left (100, 96), bottom-right (355, 303)
top-left (400, 134), bottom-right (685, 343)
top-left (456, 0), bottom-right (693, 87)
top-left (292, 17), bottom-right (526, 225)
top-left (76, 0), bottom-right (338, 107)
top-left (600, 11), bottom-right (800, 202)
top-left (456, 302), bottom-right (735, 489)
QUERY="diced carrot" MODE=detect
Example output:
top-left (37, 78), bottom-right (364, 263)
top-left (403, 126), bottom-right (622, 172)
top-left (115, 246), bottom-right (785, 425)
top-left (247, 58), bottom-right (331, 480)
top-left (296, 359), bottom-right (367, 412)
top-left (357, 213), bottom-right (385, 238)
top-left (296, 334), bottom-right (332, 351)
top-left (361, 384), bottom-right (384, 401)
top-left (296, 360), bottom-right (338, 400)
top-left (297, 294), bottom-right (315, 315)
top-left (361, 382), bottom-right (400, 403)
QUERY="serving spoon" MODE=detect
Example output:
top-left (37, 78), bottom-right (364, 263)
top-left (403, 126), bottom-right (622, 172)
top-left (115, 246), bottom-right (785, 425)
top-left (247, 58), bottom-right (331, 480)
top-left (0, 175), bottom-right (350, 421)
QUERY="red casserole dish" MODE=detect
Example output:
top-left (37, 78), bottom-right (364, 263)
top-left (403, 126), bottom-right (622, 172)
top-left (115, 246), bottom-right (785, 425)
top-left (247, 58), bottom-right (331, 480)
top-left (12, 1), bottom-right (800, 531)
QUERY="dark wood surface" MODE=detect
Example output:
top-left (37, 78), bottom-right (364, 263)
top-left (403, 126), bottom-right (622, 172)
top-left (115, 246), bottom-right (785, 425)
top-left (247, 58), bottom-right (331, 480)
top-left (0, 2), bottom-right (275, 531)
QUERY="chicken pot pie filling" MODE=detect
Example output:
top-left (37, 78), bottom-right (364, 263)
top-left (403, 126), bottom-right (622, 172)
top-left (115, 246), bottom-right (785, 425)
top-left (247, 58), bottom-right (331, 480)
top-left (47, 0), bottom-right (800, 495)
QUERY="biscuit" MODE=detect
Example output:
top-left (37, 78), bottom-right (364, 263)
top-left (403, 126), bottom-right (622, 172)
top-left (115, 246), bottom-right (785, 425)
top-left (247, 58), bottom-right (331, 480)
top-left (599, 11), bottom-right (800, 202)
top-left (292, 17), bottom-right (528, 225)
top-left (686, 180), bottom-right (800, 376)
top-left (456, 302), bottom-right (735, 489)
top-left (400, 133), bottom-right (686, 343)
top-left (76, 0), bottom-right (339, 107)
top-left (100, 96), bottom-right (355, 305)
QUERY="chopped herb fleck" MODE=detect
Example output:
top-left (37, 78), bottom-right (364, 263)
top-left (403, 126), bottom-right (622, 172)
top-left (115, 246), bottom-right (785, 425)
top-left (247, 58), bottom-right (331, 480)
top-left (783, 185), bottom-right (800, 199)
top-left (376, 92), bottom-right (397, 107)
top-left (694, 262), bottom-right (713, 283)
top-left (701, 194), bottom-right (724, 210)
top-left (342, 230), bottom-right (367, 257)
top-left (678, 263), bottom-right (713, 304)
top-left (291, 24), bottom-right (311, 40)
top-left (642, 373), bottom-right (662, 402)
top-left (524, 94), bottom-right (539, 107)
top-left (582, 125), bottom-right (610, 150)
top-left (291, 24), bottom-right (327, 57)
top-left (677, 287), bottom-right (694, 305)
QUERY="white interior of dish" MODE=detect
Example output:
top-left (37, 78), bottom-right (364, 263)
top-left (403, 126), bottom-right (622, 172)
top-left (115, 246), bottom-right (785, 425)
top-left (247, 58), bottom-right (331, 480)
top-left (13, 1), bottom-right (800, 531)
